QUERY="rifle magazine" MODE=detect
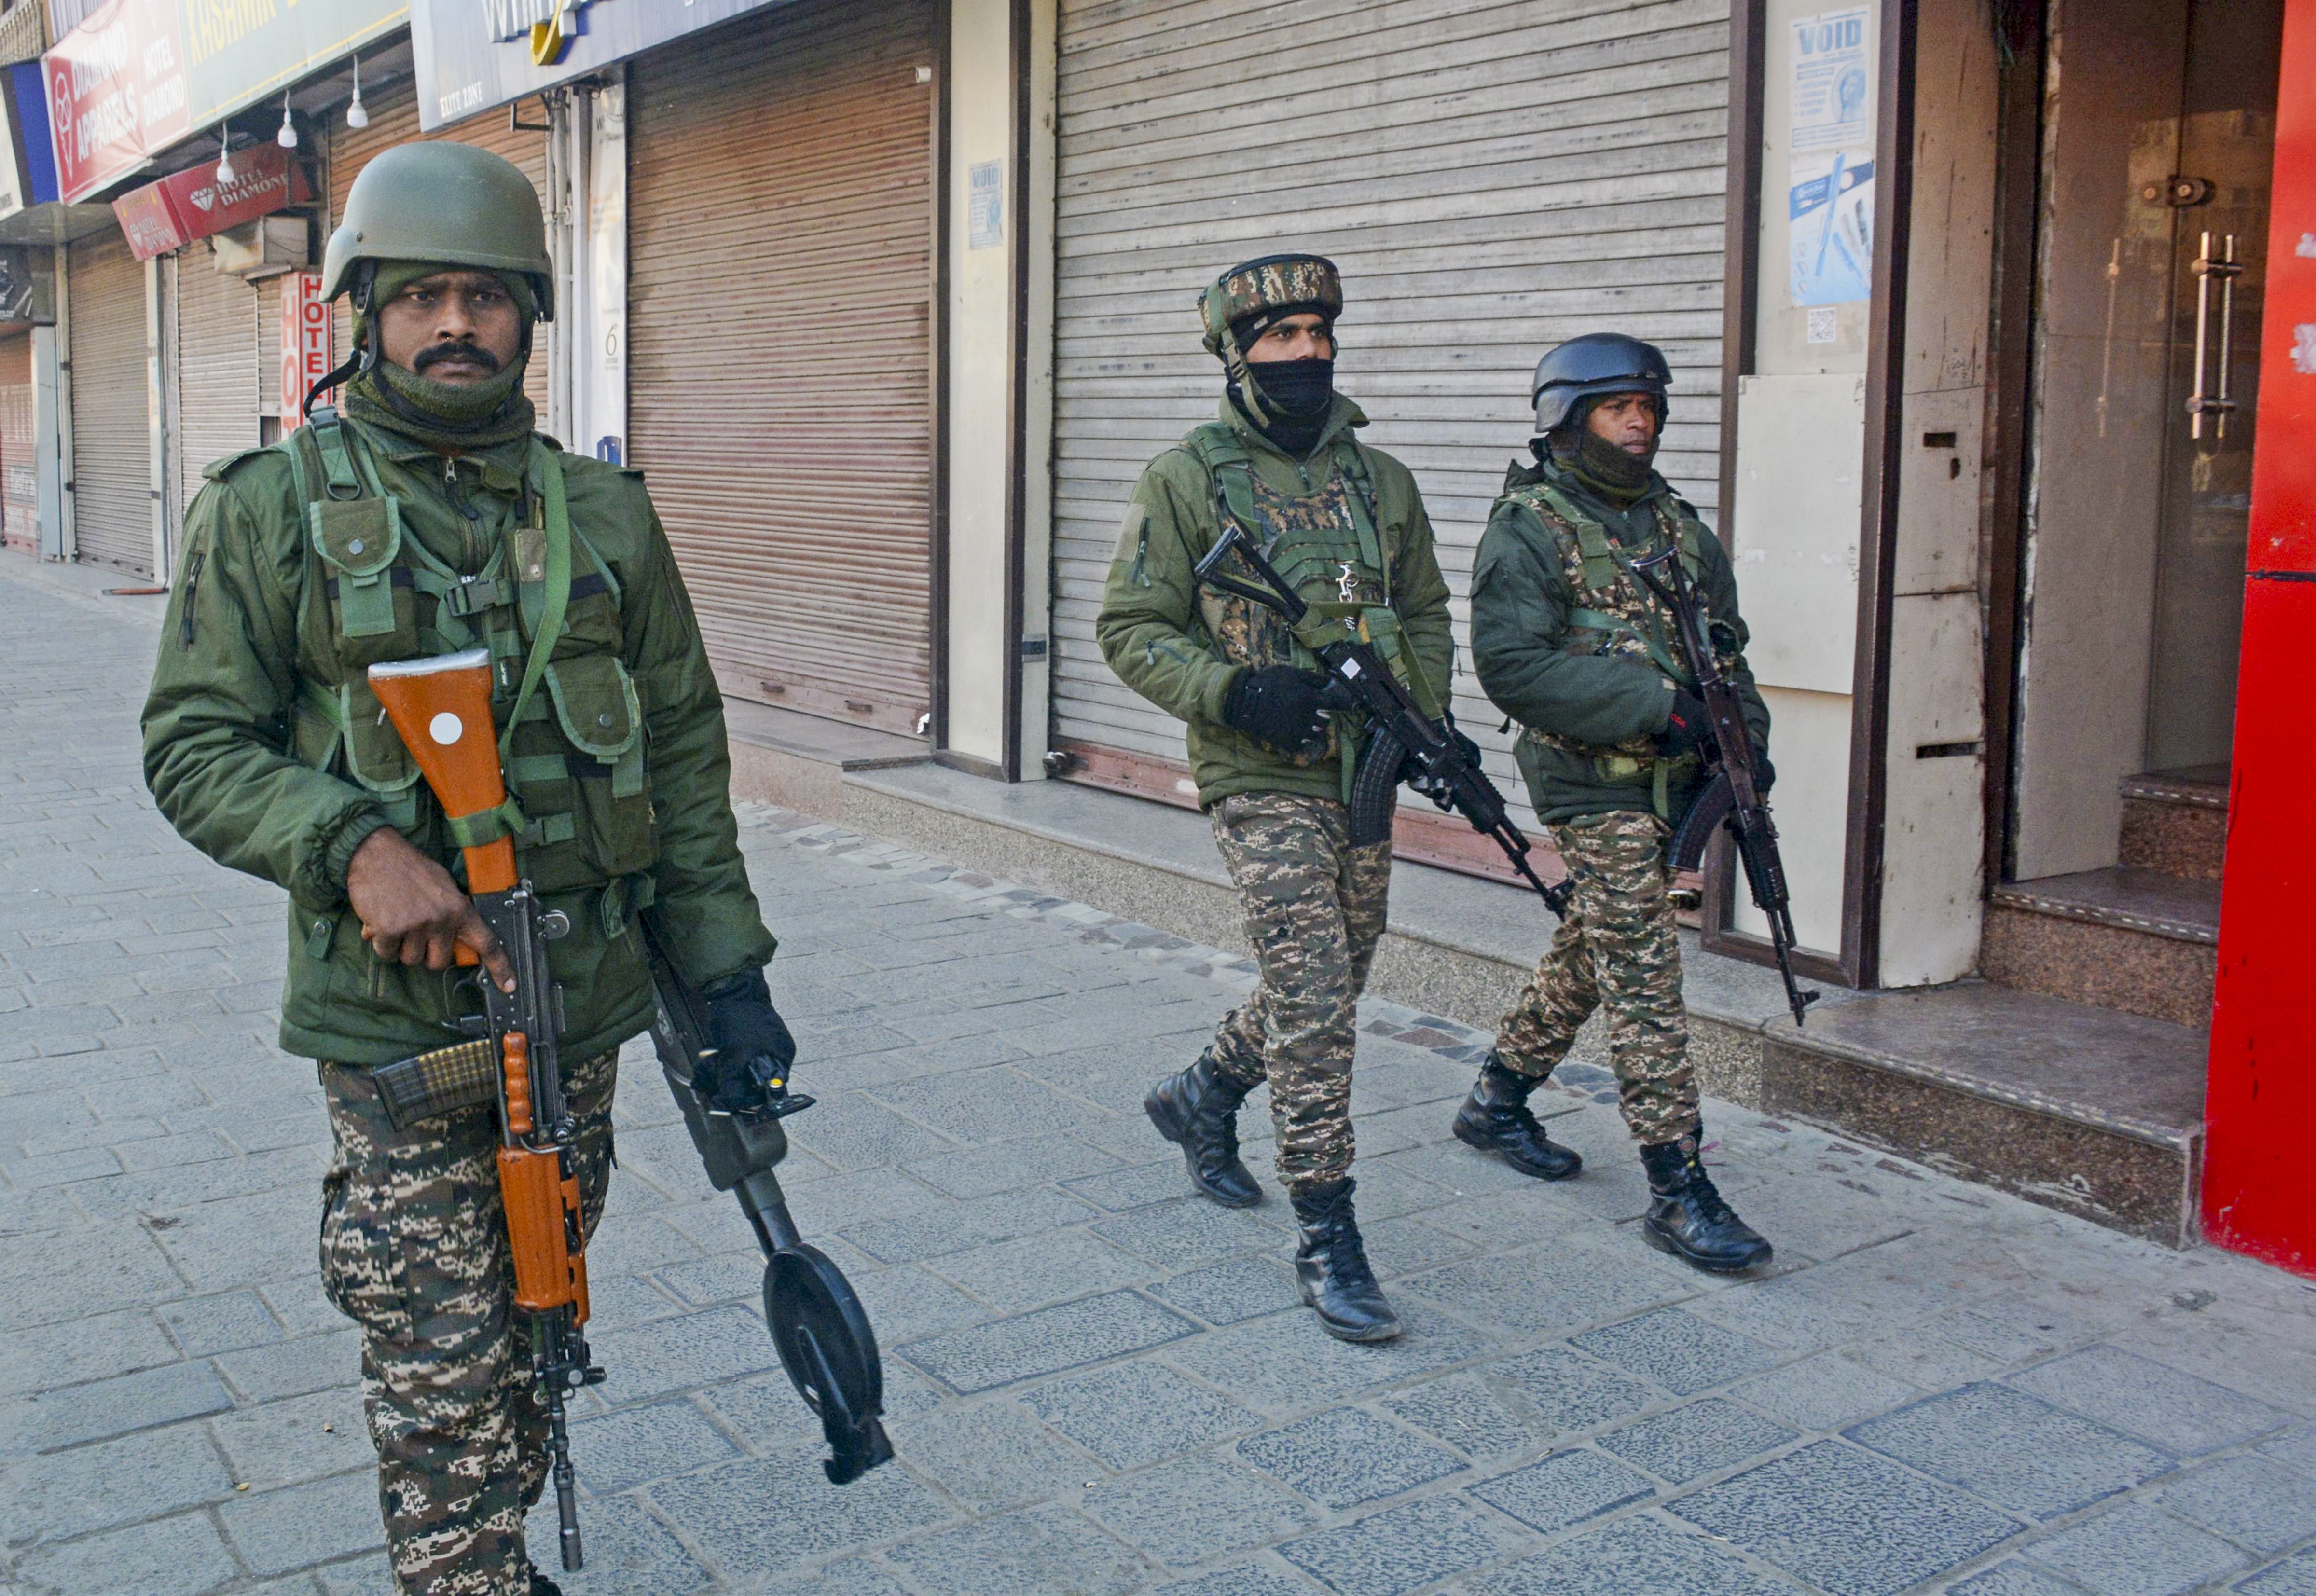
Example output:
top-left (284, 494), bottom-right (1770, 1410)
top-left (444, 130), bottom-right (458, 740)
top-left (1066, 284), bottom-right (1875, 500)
top-left (372, 1039), bottom-right (499, 1131)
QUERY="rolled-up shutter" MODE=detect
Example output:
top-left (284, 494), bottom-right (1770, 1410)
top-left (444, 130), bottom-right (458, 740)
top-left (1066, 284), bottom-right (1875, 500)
top-left (1049, 0), bottom-right (1729, 841)
top-left (173, 247), bottom-right (261, 511)
top-left (0, 332), bottom-right (31, 552)
top-left (328, 80), bottom-right (553, 417)
top-left (627, 0), bottom-right (936, 736)
top-left (68, 233), bottom-right (151, 576)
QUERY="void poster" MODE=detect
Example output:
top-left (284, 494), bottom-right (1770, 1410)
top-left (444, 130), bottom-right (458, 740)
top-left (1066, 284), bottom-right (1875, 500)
top-left (1788, 6), bottom-right (1874, 306)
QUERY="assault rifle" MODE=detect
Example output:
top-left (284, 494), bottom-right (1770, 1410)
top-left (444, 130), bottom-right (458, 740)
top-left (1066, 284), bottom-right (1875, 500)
top-left (368, 651), bottom-right (601, 1572)
top-left (1192, 523), bottom-right (1570, 918)
top-left (1626, 546), bottom-right (1820, 1026)
top-left (367, 651), bottom-right (896, 1567)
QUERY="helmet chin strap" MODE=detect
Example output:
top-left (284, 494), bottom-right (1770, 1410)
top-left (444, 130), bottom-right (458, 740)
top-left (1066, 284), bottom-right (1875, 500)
top-left (1217, 324), bottom-right (1279, 428)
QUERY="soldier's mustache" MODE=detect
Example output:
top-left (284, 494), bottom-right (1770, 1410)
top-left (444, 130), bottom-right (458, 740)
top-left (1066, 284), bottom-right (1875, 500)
top-left (413, 341), bottom-right (501, 374)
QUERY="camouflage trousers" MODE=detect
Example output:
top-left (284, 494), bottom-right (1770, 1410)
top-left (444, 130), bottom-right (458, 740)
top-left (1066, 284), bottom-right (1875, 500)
top-left (318, 1049), bottom-right (618, 1596)
top-left (1207, 792), bottom-right (1392, 1189)
top-left (1493, 810), bottom-right (1699, 1144)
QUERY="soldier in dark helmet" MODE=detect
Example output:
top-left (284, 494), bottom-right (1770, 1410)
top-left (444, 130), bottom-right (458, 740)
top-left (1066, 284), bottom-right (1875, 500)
top-left (1095, 254), bottom-right (1456, 1341)
top-left (142, 143), bottom-right (794, 1595)
top-left (1449, 332), bottom-right (1776, 1273)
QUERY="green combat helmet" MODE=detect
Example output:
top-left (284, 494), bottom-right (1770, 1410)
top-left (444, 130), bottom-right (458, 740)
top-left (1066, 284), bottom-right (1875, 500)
top-left (1197, 253), bottom-right (1342, 426)
top-left (320, 141), bottom-right (555, 319)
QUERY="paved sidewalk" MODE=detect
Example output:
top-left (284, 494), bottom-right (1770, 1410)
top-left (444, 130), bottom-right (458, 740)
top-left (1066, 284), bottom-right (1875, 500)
top-left (2, 554), bottom-right (2314, 1596)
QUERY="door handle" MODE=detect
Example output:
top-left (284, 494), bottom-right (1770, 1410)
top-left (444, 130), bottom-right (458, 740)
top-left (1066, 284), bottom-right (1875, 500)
top-left (2188, 231), bottom-right (2243, 441)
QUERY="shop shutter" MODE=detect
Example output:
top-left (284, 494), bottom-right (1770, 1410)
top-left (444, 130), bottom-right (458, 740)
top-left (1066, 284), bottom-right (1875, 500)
top-left (627, 0), bottom-right (936, 736)
top-left (68, 233), bottom-right (152, 575)
top-left (328, 81), bottom-right (554, 417)
top-left (173, 247), bottom-right (262, 516)
top-left (0, 332), bottom-right (32, 552)
top-left (1048, 0), bottom-right (1730, 834)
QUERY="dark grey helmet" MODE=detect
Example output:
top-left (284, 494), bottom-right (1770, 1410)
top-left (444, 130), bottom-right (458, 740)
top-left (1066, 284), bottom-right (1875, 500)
top-left (1531, 332), bottom-right (1672, 434)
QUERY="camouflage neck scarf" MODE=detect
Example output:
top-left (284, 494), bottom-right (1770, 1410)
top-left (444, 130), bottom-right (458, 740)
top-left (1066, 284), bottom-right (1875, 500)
top-left (1550, 427), bottom-right (1655, 507)
top-left (345, 352), bottom-right (535, 453)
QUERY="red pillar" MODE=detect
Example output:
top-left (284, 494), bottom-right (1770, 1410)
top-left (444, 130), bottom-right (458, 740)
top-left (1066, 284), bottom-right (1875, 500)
top-left (2203, 0), bottom-right (2316, 1276)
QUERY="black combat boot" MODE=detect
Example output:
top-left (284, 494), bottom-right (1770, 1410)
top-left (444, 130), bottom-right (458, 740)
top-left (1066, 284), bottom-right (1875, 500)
top-left (1452, 1052), bottom-right (1583, 1180)
top-left (1144, 1049), bottom-right (1262, 1207)
top-left (1288, 1178), bottom-right (1401, 1342)
top-left (525, 1562), bottom-right (563, 1596)
top-left (1638, 1133), bottom-right (1773, 1273)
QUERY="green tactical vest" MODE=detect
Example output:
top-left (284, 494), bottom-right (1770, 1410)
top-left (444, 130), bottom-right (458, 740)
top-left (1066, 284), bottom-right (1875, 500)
top-left (1503, 474), bottom-right (1723, 817)
top-left (1183, 422), bottom-right (1438, 794)
top-left (279, 414), bottom-right (658, 939)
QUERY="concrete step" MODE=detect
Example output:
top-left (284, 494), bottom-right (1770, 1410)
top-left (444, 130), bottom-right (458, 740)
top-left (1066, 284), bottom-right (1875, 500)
top-left (1760, 981), bottom-right (2206, 1246)
top-left (723, 698), bottom-right (930, 816)
top-left (1983, 866), bottom-right (2220, 1028)
top-left (2119, 764), bottom-right (2229, 881)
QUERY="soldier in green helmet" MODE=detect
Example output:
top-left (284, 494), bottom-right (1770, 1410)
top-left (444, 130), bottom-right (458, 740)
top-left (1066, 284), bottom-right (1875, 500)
top-left (141, 142), bottom-right (793, 1596)
top-left (1096, 254), bottom-right (1457, 1343)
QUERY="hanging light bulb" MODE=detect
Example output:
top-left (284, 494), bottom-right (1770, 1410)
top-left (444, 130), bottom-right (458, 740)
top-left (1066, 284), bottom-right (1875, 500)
top-left (276, 93), bottom-right (297, 150)
top-left (346, 54), bottom-right (369, 130)
top-left (215, 131), bottom-right (236, 186)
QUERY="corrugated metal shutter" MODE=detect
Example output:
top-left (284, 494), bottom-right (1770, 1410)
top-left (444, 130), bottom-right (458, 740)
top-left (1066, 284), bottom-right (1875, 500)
top-left (256, 273), bottom-right (280, 422)
top-left (0, 332), bottom-right (31, 552)
top-left (68, 233), bottom-right (152, 575)
top-left (173, 246), bottom-right (262, 513)
top-left (628, 0), bottom-right (936, 736)
top-left (1049, 0), bottom-right (1730, 833)
top-left (328, 81), bottom-right (554, 417)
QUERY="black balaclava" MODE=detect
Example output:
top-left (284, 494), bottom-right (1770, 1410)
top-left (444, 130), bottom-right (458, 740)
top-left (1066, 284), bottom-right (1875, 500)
top-left (1227, 302), bottom-right (1337, 457)
top-left (341, 260), bottom-right (538, 452)
top-left (1543, 394), bottom-right (1659, 507)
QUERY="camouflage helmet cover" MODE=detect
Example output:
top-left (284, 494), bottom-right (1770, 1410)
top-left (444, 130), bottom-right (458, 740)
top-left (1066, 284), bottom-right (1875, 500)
top-left (320, 141), bottom-right (555, 320)
top-left (1198, 253), bottom-right (1344, 358)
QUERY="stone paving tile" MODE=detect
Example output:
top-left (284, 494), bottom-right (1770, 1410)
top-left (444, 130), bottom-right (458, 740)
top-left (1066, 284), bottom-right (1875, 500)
top-left (1599, 1397), bottom-right (1798, 1484)
top-left (1669, 1440), bottom-right (2022, 1596)
top-left (1848, 1382), bottom-right (2176, 1521)
top-left (901, 1290), bottom-right (1202, 1393)
top-left (8, 572), bottom-right (2316, 1593)
top-left (1235, 1405), bottom-right (1465, 1509)
top-left (1477, 1511), bottom-right (1806, 1596)
top-left (2018, 1499), bottom-right (2247, 1596)
top-left (2008, 1345), bottom-right (2288, 1458)
top-left (1081, 1453), bottom-right (1317, 1570)
top-left (1470, 1445), bottom-right (1656, 1533)
top-left (1022, 1362), bottom-right (1263, 1472)
top-left (1273, 1493), bottom-right (1524, 1596)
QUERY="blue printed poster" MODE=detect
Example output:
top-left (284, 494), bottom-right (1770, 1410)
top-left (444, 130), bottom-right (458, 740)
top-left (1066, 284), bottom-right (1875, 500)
top-left (1788, 6), bottom-right (1874, 306)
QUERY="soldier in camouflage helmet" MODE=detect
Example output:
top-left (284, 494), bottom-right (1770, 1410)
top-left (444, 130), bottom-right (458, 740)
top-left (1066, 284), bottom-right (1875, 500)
top-left (1096, 254), bottom-right (1456, 1342)
top-left (1450, 331), bottom-right (1775, 1273)
top-left (142, 143), bottom-right (794, 1595)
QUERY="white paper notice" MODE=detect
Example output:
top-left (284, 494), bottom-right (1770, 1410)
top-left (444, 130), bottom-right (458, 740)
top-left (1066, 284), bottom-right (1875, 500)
top-left (1788, 7), bottom-right (1874, 307)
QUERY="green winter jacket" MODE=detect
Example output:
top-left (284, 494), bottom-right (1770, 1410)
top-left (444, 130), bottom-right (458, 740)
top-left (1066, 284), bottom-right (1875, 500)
top-left (1095, 396), bottom-right (1454, 808)
top-left (1470, 452), bottom-right (1770, 826)
top-left (142, 414), bottom-right (775, 1066)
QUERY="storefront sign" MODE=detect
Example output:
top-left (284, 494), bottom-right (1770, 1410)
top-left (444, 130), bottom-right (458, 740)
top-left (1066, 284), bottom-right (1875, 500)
top-left (43, 0), bottom-right (401, 204)
top-left (278, 267), bottom-right (330, 427)
top-left (411, 0), bottom-right (796, 130)
top-left (0, 64), bottom-right (62, 220)
top-left (111, 142), bottom-right (313, 260)
top-left (42, 0), bottom-right (190, 205)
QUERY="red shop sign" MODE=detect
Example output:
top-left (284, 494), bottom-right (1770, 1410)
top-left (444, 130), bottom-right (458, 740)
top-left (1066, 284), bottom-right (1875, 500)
top-left (112, 143), bottom-right (314, 262)
top-left (42, 0), bottom-right (190, 205)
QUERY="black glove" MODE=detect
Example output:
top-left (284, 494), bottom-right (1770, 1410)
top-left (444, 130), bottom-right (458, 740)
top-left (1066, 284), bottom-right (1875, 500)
top-left (1405, 717), bottom-right (1484, 812)
top-left (1751, 745), bottom-right (1776, 793)
top-left (1222, 666), bottom-right (1334, 754)
top-left (697, 967), bottom-right (798, 1117)
top-left (1658, 689), bottom-right (1711, 758)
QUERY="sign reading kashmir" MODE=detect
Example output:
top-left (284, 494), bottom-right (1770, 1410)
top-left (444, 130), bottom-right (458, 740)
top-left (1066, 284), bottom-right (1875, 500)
top-left (43, 0), bottom-right (403, 204)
